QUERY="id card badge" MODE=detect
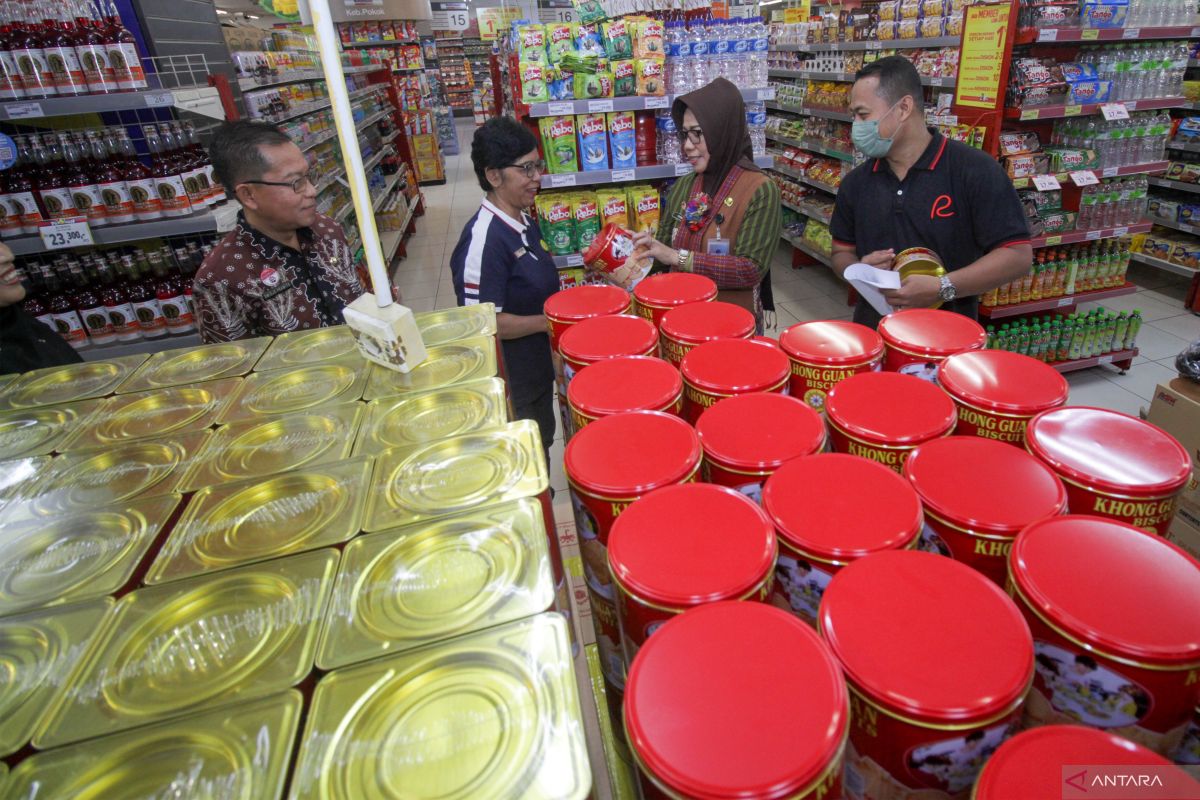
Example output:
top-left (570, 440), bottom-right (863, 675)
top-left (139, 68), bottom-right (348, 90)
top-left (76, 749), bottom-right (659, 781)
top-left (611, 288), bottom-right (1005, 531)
top-left (707, 237), bottom-right (730, 255)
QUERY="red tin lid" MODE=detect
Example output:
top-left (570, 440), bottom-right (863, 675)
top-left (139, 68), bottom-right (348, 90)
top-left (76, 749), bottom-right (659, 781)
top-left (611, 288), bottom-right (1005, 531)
top-left (779, 320), bottom-right (884, 366)
top-left (763, 454), bottom-right (923, 561)
top-left (625, 601), bottom-right (848, 800)
top-left (660, 301), bottom-right (755, 345)
top-left (568, 355), bottom-right (682, 418)
top-left (820, 550), bottom-right (1033, 722)
top-left (939, 350), bottom-right (1069, 414)
top-left (681, 339), bottom-right (790, 393)
top-left (559, 313), bottom-right (659, 365)
top-left (634, 273), bottom-right (718, 309)
top-left (608, 484), bottom-right (776, 607)
top-left (974, 725), bottom-right (1175, 800)
top-left (825, 372), bottom-right (958, 445)
top-left (696, 393), bottom-right (825, 471)
top-left (565, 410), bottom-right (701, 496)
top-left (1026, 407), bottom-right (1193, 497)
top-left (1011, 515), bottom-right (1200, 664)
top-left (904, 437), bottom-right (1067, 536)
top-left (878, 308), bottom-right (987, 357)
top-left (544, 284), bottom-right (630, 322)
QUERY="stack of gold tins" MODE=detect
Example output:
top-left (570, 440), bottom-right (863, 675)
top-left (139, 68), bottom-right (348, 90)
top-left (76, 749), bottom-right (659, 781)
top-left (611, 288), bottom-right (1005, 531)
top-left (0, 304), bottom-right (591, 800)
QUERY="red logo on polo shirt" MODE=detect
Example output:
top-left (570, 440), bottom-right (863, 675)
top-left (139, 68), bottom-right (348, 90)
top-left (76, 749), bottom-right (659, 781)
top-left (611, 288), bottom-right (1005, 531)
top-left (931, 195), bottom-right (955, 219)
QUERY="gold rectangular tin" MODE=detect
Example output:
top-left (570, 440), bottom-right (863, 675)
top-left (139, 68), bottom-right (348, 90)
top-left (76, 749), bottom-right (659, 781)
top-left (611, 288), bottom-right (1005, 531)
top-left (117, 338), bottom-right (270, 394)
top-left (0, 399), bottom-right (101, 459)
top-left (180, 401), bottom-right (364, 492)
top-left (317, 497), bottom-right (555, 670)
top-left (0, 493), bottom-right (181, 618)
top-left (255, 325), bottom-right (363, 371)
top-left (363, 336), bottom-right (499, 401)
top-left (34, 548), bottom-right (339, 749)
top-left (414, 302), bottom-right (498, 346)
top-left (364, 419), bottom-right (549, 532)
top-left (56, 378), bottom-right (241, 452)
top-left (147, 457), bottom-right (373, 585)
top-left (0, 355), bottom-right (149, 410)
top-left (7, 690), bottom-right (302, 800)
top-left (290, 613), bottom-right (591, 800)
top-left (353, 377), bottom-right (509, 457)
top-left (0, 598), bottom-right (113, 757)
top-left (0, 455), bottom-right (52, 519)
top-left (217, 358), bottom-right (369, 424)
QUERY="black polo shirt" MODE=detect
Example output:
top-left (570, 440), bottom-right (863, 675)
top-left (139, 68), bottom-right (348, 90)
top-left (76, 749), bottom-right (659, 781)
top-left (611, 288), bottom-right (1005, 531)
top-left (830, 128), bottom-right (1031, 327)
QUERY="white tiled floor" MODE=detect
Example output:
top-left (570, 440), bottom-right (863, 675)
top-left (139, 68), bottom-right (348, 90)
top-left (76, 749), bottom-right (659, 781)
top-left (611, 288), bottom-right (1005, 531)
top-left (394, 119), bottom-right (1200, 495)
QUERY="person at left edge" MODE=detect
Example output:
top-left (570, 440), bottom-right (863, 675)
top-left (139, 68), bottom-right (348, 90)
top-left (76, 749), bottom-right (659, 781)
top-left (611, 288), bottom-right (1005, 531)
top-left (0, 242), bottom-right (82, 374)
top-left (193, 121), bottom-right (366, 343)
top-left (450, 117), bottom-right (558, 457)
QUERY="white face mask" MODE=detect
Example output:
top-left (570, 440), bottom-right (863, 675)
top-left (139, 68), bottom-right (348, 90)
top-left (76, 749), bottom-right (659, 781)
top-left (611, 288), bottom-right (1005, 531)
top-left (851, 99), bottom-right (903, 158)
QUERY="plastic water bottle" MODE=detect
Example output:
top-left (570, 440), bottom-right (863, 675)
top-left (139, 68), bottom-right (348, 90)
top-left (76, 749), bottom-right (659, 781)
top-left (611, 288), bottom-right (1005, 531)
top-left (703, 17), bottom-right (721, 84)
top-left (690, 20), bottom-right (709, 91)
top-left (750, 16), bottom-right (770, 88)
top-left (666, 21), bottom-right (685, 94)
top-left (729, 18), bottom-right (748, 85)
top-left (746, 100), bottom-right (766, 157)
top-left (657, 110), bottom-right (681, 164)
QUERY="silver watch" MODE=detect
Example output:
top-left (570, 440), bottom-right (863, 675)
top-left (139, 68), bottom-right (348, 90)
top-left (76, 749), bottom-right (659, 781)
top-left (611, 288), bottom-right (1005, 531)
top-left (938, 274), bottom-right (957, 302)
top-left (677, 249), bottom-right (691, 269)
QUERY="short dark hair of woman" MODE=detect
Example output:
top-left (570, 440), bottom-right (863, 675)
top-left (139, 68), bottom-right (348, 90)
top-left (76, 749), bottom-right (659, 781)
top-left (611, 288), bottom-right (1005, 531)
top-left (471, 117), bottom-right (539, 193)
top-left (208, 120), bottom-right (293, 193)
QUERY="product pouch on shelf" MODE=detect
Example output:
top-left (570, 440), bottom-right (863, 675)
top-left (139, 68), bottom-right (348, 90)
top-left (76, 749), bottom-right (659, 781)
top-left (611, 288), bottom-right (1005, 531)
top-left (633, 19), bottom-right (664, 58)
top-left (1066, 79), bottom-right (1111, 104)
top-left (520, 61), bottom-right (549, 104)
top-left (636, 58), bottom-right (666, 96)
top-left (898, 0), bottom-right (922, 19)
top-left (1003, 153), bottom-right (1051, 179)
top-left (548, 67), bottom-right (575, 101)
top-left (1176, 117), bottom-right (1200, 142)
top-left (919, 0), bottom-right (946, 15)
top-left (944, 13), bottom-right (964, 36)
top-left (572, 0), bottom-right (607, 25)
top-left (596, 188), bottom-right (630, 229)
top-left (1060, 62), bottom-right (1098, 83)
top-left (1081, 2), bottom-right (1128, 28)
top-left (573, 192), bottom-right (602, 252)
top-left (627, 184), bottom-right (660, 233)
top-left (574, 23), bottom-right (607, 58)
top-left (517, 24), bottom-right (548, 62)
top-left (1039, 210), bottom-right (1077, 233)
top-left (539, 194), bottom-right (577, 255)
top-left (607, 111), bottom-right (636, 169)
top-left (918, 16), bottom-right (945, 37)
top-left (547, 23), bottom-right (575, 63)
top-left (603, 19), bottom-right (633, 60)
top-left (539, 116), bottom-right (579, 174)
top-left (1046, 147), bottom-right (1101, 172)
top-left (574, 71), bottom-right (611, 99)
top-left (577, 112), bottom-right (610, 172)
top-left (999, 130), bottom-right (1041, 157)
top-left (612, 59), bottom-right (636, 96)
top-left (878, 0), bottom-right (901, 21)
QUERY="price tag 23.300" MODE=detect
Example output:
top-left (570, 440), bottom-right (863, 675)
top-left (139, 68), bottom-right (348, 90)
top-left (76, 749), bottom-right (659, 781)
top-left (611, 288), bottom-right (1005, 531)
top-left (39, 217), bottom-right (94, 250)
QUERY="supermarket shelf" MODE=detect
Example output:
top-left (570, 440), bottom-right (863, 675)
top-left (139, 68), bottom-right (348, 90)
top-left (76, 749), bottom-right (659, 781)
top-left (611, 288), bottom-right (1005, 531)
top-left (394, 66), bottom-right (425, 73)
top-left (314, 165), bottom-right (347, 195)
top-left (767, 68), bottom-right (956, 87)
top-left (772, 36), bottom-right (960, 53)
top-left (770, 161), bottom-right (841, 195)
top-left (1179, 102), bottom-right (1200, 111)
top-left (1149, 176), bottom-right (1200, 194)
top-left (356, 108), bottom-right (392, 131)
top-left (524, 88), bottom-right (775, 118)
top-left (1010, 161), bottom-right (1170, 189)
top-left (1008, 97), bottom-right (1186, 121)
top-left (783, 200), bottom-right (832, 225)
top-left (1051, 348), bottom-right (1139, 374)
top-left (1150, 217), bottom-right (1200, 236)
top-left (1130, 251), bottom-right (1200, 278)
top-left (5, 211), bottom-right (224, 256)
top-left (766, 132), bottom-right (853, 162)
top-left (79, 332), bottom-right (203, 362)
top-left (1022, 25), bottom-right (1200, 44)
top-left (1031, 220), bottom-right (1152, 248)
top-left (264, 85), bottom-right (386, 125)
top-left (373, 173), bottom-right (403, 214)
top-left (1167, 140), bottom-right (1200, 153)
top-left (0, 88), bottom-right (223, 121)
top-left (766, 101), bottom-right (853, 122)
top-left (300, 130), bottom-right (337, 153)
top-left (380, 130), bottom-right (400, 147)
top-left (539, 155), bottom-right (774, 189)
top-left (782, 232), bottom-right (832, 265)
top-left (979, 282), bottom-right (1139, 319)
top-left (381, 230), bottom-right (403, 264)
top-left (237, 70), bottom-right (323, 91)
top-left (362, 146), bottom-right (393, 175)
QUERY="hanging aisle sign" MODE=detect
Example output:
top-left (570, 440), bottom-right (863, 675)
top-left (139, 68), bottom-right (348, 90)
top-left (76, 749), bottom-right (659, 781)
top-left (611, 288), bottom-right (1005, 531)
top-left (477, 6), bottom-right (521, 40)
top-left (954, 2), bottom-right (1015, 110)
top-left (537, 0), bottom-right (574, 24)
top-left (431, 0), bottom-right (469, 30)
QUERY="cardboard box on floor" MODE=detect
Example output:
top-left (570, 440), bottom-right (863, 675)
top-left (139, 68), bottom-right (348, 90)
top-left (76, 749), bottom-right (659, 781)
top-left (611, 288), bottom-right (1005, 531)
top-left (1147, 378), bottom-right (1200, 516)
top-left (1170, 503), bottom-right (1200, 561)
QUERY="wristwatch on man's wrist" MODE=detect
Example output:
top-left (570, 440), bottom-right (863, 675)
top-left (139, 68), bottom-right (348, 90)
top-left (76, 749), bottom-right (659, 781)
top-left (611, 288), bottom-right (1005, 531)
top-left (677, 249), bottom-right (691, 271)
top-left (938, 274), bottom-right (957, 302)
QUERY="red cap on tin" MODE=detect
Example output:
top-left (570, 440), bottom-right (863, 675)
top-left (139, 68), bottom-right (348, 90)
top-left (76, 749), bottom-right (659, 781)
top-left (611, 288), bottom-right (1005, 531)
top-left (625, 601), bottom-right (848, 800)
top-left (763, 454), bottom-right (923, 560)
top-left (825, 372), bottom-right (958, 444)
top-left (681, 338), bottom-right (790, 393)
top-left (1025, 407), bottom-right (1193, 497)
top-left (878, 309), bottom-right (987, 357)
top-left (820, 550), bottom-right (1034, 722)
top-left (544, 284), bottom-right (630, 322)
top-left (660, 301), bottom-right (755, 345)
top-left (904, 437), bottom-right (1067, 535)
top-left (974, 725), bottom-right (1176, 800)
top-left (565, 410), bottom-right (701, 496)
top-left (608, 484), bottom-right (776, 606)
top-left (559, 313), bottom-right (659, 364)
top-left (633, 273), bottom-right (718, 309)
top-left (1011, 515), bottom-right (1200, 664)
top-left (568, 355), bottom-right (682, 417)
top-left (938, 350), bottom-right (1068, 413)
top-left (779, 320), bottom-right (884, 366)
top-left (696, 393), bottom-right (826, 470)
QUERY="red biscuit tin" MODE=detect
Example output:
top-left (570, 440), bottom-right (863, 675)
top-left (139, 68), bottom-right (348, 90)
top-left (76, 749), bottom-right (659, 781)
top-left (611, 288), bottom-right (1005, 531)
top-left (559, 313), bottom-right (659, 386)
top-left (779, 320), bottom-right (885, 413)
top-left (1009, 514), bottom-right (1200, 756)
top-left (632, 272), bottom-right (718, 328)
top-left (679, 338), bottom-right (790, 425)
top-left (825, 372), bottom-right (957, 472)
top-left (696, 393), bottom-right (826, 504)
top-left (763, 454), bottom-right (923, 625)
top-left (904, 437), bottom-right (1067, 586)
top-left (581, 223), bottom-right (653, 290)
top-left (820, 550), bottom-right (1034, 800)
top-left (567, 355), bottom-right (682, 432)
top-left (607, 483), bottom-right (776, 666)
top-left (972, 725), bottom-right (1180, 800)
top-left (625, 601), bottom-right (848, 800)
top-left (564, 410), bottom-right (701, 691)
top-left (659, 301), bottom-right (755, 368)
top-left (544, 284), bottom-right (631, 355)
top-left (1025, 407), bottom-right (1193, 536)
top-left (938, 350), bottom-right (1068, 445)
top-left (877, 309), bottom-right (987, 380)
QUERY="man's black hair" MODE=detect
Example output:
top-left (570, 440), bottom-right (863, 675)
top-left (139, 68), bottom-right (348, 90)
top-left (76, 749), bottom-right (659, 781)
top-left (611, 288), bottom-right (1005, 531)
top-left (855, 55), bottom-right (924, 107)
top-left (208, 120), bottom-right (293, 193)
top-left (471, 117), bottom-right (539, 193)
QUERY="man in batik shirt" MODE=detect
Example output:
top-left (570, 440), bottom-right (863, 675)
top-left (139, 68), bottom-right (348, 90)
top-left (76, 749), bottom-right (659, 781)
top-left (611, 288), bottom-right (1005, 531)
top-left (194, 121), bottom-right (365, 342)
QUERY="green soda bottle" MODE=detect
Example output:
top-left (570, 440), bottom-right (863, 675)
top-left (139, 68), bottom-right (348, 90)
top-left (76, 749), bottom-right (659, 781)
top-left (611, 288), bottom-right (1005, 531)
top-left (1056, 317), bottom-right (1072, 362)
top-left (1068, 316), bottom-right (1087, 360)
top-left (1124, 310), bottom-right (1143, 351)
top-left (1081, 314), bottom-right (1098, 359)
top-left (1017, 323), bottom-right (1031, 356)
top-left (1031, 323), bottom-right (1045, 359)
top-left (1103, 313), bottom-right (1119, 353)
top-left (1048, 319), bottom-right (1063, 363)
top-left (1113, 312), bottom-right (1129, 352)
top-left (985, 324), bottom-right (996, 349)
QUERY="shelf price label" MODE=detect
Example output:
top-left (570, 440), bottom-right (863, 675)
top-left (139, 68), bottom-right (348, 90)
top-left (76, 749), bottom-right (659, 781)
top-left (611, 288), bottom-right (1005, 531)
top-left (674, 163), bottom-right (693, 177)
top-left (1044, 235), bottom-right (1064, 246)
top-left (1113, 226), bottom-right (1129, 236)
top-left (39, 217), bottom-right (93, 250)
top-left (1123, 27), bottom-right (1141, 38)
top-left (547, 101), bottom-right (574, 115)
top-left (1098, 354), bottom-right (1114, 364)
top-left (1069, 170), bottom-right (1100, 187)
top-left (549, 174), bottom-right (576, 188)
top-left (611, 169), bottom-right (636, 182)
top-left (1037, 28), bottom-right (1058, 42)
top-left (1057, 296), bottom-right (1075, 307)
top-left (588, 99), bottom-right (614, 113)
top-left (1064, 105), bottom-right (1083, 117)
top-left (1085, 229), bottom-right (1102, 240)
top-left (644, 96), bottom-right (668, 109)
top-left (4, 102), bottom-right (43, 120)
top-left (1020, 109), bottom-right (1040, 121)
top-left (1081, 29), bottom-right (1099, 40)
top-left (1033, 174), bottom-right (1062, 192)
top-left (144, 91), bottom-right (174, 108)
top-left (1101, 102), bottom-right (1130, 121)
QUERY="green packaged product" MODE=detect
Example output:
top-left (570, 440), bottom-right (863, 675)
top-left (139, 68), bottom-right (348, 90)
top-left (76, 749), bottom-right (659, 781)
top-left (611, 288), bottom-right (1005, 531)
top-left (573, 192), bottom-right (601, 252)
top-left (539, 116), bottom-right (579, 174)
top-left (538, 194), bottom-right (576, 255)
top-left (1046, 147), bottom-right (1101, 172)
top-left (517, 24), bottom-right (548, 63)
top-left (547, 23), bottom-right (575, 64)
top-left (571, 0), bottom-right (606, 25)
top-left (603, 19), bottom-right (633, 60)
top-left (574, 71), bottom-right (613, 99)
top-left (612, 59), bottom-right (635, 96)
top-left (520, 61), bottom-right (550, 104)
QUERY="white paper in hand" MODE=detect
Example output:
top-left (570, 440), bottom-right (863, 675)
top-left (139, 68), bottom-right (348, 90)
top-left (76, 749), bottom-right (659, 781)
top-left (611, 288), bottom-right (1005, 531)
top-left (843, 262), bottom-right (901, 316)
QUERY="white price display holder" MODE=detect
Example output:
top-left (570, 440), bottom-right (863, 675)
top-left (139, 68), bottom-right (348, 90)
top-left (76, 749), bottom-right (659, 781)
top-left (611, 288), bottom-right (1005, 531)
top-left (550, 174), bottom-right (577, 188)
top-left (611, 169), bottom-right (636, 182)
top-left (1069, 170), bottom-right (1100, 187)
top-left (39, 217), bottom-right (94, 250)
top-left (1101, 103), bottom-right (1130, 121)
top-left (1033, 174), bottom-right (1062, 192)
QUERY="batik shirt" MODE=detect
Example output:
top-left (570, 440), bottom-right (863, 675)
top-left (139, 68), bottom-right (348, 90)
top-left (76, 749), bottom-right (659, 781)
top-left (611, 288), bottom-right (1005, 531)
top-left (193, 212), bottom-right (365, 342)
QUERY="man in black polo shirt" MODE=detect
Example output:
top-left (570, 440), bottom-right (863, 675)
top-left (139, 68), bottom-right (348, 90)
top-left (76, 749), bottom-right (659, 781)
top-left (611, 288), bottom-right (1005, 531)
top-left (831, 56), bottom-right (1033, 327)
